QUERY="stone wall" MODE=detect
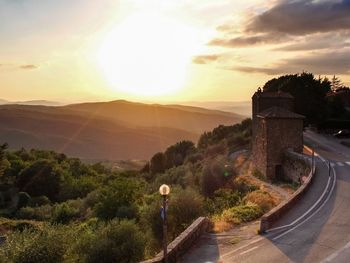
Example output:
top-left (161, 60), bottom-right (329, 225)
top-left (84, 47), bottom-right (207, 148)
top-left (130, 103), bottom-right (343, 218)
top-left (260, 153), bottom-right (313, 232)
top-left (141, 217), bottom-right (209, 263)
top-left (254, 117), bottom-right (303, 179)
top-left (282, 150), bottom-right (311, 183)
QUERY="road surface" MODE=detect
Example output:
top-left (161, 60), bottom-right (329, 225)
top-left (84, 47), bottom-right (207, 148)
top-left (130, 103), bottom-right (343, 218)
top-left (181, 131), bottom-right (350, 263)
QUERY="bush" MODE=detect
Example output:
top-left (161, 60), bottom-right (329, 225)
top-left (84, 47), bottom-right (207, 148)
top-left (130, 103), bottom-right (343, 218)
top-left (221, 204), bottom-right (263, 224)
top-left (74, 220), bottom-right (146, 263)
top-left (168, 188), bottom-right (204, 239)
top-left (233, 176), bottom-right (259, 195)
top-left (243, 190), bottom-right (278, 213)
top-left (0, 224), bottom-right (76, 263)
top-left (51, 202), bottom-right (79, 224)
top-left (17, 205), bottom-right (53, 221)
top-left (17, 192), bottom-right (31, 209)
top-left (204, 189), bottom-right (241, 215)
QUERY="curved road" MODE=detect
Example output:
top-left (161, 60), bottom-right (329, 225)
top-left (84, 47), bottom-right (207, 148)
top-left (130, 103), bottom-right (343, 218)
top-left (182, 131), bottom-right (350, 263)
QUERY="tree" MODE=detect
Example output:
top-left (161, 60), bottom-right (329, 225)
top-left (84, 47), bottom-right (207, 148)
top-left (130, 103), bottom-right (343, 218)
top-left (16, 160), bottom-right (62, 201)
top-left (263, 72), bottom-right (331, 125)
top-left (75, 220), bottom-right (146, 263)
top-left (164, 140), bottom-right (196, 168)
top-left (331, 75), bottom-right (343, 91)
top-left (149, 152), bottom-right (166, 174)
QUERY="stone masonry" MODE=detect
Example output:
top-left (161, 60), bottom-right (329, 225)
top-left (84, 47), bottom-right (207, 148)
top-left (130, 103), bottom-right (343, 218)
top-left (252, 88), bottom-right (305, 180)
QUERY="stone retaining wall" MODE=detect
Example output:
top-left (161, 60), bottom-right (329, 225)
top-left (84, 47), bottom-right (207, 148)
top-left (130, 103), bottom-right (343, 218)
top-left (141, 217), bottom-right (209, 263)
top-left (260, 148), bottom-right (314, 233)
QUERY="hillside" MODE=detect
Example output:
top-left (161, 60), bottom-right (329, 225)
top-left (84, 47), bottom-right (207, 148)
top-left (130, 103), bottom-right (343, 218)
top-left (64, 100), bottom-right (243, 134)
top-left (0, 101), bottom-right (243, 160)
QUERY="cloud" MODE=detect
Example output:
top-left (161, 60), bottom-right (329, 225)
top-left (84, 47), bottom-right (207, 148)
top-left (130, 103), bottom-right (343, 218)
top-left (209, 33), bottom-right (288, 47)
top-left (192, 54), bottom-right (221, 64)
top-left (19, 64), bottom-right (38, 70)
top-left (233, 50), bottom-right (350, 75)
top-left (211, 0), bottom-right (350, 49)
top-left (247, 0), bottom-right (350, 36)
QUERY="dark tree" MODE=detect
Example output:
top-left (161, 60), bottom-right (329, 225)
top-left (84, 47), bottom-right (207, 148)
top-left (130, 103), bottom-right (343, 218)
top-left (263, 72), bottom-right (331, 125)
top-left (149, 152), bottom-right (166, 174)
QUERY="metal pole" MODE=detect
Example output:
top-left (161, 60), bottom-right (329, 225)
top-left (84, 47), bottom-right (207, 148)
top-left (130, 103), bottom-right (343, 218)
top-left (162, 195), bottom-right (168, 263)
top-left (329, 161), bottom-right (331, 177)
top-left (312, 149), bottom-right (315, 174)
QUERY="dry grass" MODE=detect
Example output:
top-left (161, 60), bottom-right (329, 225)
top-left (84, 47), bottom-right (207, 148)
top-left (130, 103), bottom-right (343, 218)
top-left (211, 219), bottom-right (233, 233)
top-left (243, 190), bottom-right (279, 213)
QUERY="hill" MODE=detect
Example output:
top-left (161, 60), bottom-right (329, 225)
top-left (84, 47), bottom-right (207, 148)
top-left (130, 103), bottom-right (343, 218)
top-left (0, 101), bottom-right (243, 159)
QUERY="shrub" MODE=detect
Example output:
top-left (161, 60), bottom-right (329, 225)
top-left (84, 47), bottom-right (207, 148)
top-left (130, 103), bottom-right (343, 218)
top-left (74, 220), bottom-right (146, 263)
top-left (221, 204), bottom-right (263, 224)
top-left (17, 205), bottom-right (53, 221)
top-left (233, 176), bottom-right (259, 195)
top-left (167, 188), bottom-right (204, 239)
top-left (17, 192), bottom-right (31, 209)
top-left (243, 190), bottom-right (278, 213)
top-left (51, 202), bottom-right (79, 224)
top-left (0, 224), bottom-right (76, 263)
top-left (204, 189), bottom-right (241, 215)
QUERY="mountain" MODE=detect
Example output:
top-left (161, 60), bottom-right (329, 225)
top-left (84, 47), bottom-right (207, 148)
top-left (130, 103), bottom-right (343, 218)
top-left (179, 101), bottom-right (251, 117)
top-left (64, 100), bottom-right (243, 134)
top-left (0, 100), bottom-right (244, 160)
top-left (0, 99), bottom-right (63, 106)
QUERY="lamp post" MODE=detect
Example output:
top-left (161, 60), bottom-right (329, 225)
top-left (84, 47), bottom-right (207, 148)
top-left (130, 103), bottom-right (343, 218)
top-left (159, 184), bottom-right (170, 263)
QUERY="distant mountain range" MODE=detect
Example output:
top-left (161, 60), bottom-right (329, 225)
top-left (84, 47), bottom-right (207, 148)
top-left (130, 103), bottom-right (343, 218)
top-left (0, 99), bottom-right (63, 106)
top-left (0, 100), bottom-right (245, 160)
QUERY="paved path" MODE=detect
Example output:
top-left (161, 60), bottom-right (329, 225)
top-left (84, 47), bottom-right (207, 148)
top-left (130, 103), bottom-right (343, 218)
top-left (181, 131), bottom-right (350, 262)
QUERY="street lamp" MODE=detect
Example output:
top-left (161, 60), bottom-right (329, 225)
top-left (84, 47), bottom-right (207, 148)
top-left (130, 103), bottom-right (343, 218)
top-left (159, 184), bottom-right (170, 263)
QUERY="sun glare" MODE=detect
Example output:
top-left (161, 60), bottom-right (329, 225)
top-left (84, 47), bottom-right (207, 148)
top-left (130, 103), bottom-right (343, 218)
top-left (97, 11), bottom-right (199, 97)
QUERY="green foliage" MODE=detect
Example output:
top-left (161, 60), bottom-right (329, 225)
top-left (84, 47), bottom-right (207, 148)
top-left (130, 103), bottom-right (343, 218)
top-left (0, 224), bottom-right (76, 263)
top-left (16, 160), bottom-right (62, 201)
top-left (93, 178), bottom-right (141, 220)
top-left (17, 205), bottom-right (53, 221)
top-left (204, 189), bottom-right (241, 215)
top-left (149, 152), bottom-right (166, 174)
top-left (51, 202), bottom-right (79, 224)
top-left (221, 204), bottom-right (263, 224)
top-left (198, 119), bottom-right (252, 150)
top-left (167, 188), bottom-right (204, 239)
top-left (74, 220), bottom-right (146, 263)
top-left (164, 140), bottom-right (196, 168)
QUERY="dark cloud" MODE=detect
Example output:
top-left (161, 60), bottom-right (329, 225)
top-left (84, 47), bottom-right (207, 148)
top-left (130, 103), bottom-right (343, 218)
top-left (233, 50), bottom-right (350, 75)
top-left (247, 0), bottom-right (350, 36)
top-left (211, 0), bottom-right (350, 49)
top-left (209, 33), bottom-right (288, 47)
top-left (19, 64), bottom-right (38, 70)
top-left (192, 54), bottom-right (220, 64)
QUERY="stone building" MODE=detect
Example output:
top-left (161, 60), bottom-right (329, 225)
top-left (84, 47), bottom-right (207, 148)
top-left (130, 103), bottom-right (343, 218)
top-left (252, 88), bottom-right (305, 180)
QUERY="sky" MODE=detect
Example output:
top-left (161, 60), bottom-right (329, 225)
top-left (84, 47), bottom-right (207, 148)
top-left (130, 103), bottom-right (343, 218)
top-left (1, 0), bottom-right (350, 103)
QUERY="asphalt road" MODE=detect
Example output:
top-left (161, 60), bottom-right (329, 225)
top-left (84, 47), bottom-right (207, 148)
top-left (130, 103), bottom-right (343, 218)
top-left (181, 131), bottom-right (350, 263)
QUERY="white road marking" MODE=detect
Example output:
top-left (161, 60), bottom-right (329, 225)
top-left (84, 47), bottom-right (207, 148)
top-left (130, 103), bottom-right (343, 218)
top-left (330, 162), bottom-right (335, 167)
top-left (337, 162), bottom-right (344, 166)
top-left (267, 156), bottom-right (330, 233)
top-left (272, 161), bottom-right (337, 241)
top-left (346, 162), bottom-right (350, 166)
top-left (321, 240), bottom-right (350, 262)
top-left (239, 246), bottom-right (259, 256)
top-left (220, 237), bottom-right (263, 259)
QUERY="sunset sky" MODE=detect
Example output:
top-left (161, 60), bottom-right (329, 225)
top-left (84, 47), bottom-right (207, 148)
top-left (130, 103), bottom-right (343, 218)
top-left (1, 0), bottom-right (350, 103)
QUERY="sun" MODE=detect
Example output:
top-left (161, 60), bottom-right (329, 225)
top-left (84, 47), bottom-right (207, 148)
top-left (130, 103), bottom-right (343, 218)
top-left (96, 11), bottom-right (198, 97)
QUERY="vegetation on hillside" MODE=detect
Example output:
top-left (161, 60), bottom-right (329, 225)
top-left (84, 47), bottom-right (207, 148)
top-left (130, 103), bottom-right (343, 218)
top-left (0, 118), bottom-right (279, 262)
